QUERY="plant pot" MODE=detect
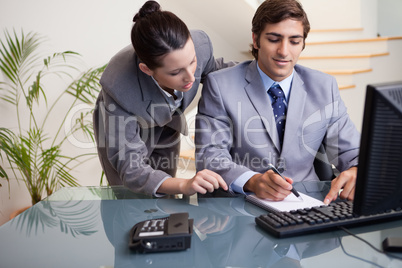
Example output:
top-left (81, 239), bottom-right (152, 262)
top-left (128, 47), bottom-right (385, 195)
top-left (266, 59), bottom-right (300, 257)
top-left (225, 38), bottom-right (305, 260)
top-left (9, 206), bottom-right (31, 220)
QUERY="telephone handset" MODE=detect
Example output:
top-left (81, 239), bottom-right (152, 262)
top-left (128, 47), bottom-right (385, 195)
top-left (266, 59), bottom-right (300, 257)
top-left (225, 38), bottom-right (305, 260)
top-left (129, 212), bottom-right (193, 253)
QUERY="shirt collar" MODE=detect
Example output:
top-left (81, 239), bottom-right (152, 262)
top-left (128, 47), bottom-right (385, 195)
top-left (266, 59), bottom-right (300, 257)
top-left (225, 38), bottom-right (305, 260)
top-left (256, 62), bottom-right (294, 101)
top-left (151, 76), bottom-right (183, 112)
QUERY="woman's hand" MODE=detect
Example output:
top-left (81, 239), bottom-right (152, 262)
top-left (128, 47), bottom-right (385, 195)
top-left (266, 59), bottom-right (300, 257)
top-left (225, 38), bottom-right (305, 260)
top-left (180, 169), bottom-right (228, 195)
top-left (158, 169), bottom-right (228, 196)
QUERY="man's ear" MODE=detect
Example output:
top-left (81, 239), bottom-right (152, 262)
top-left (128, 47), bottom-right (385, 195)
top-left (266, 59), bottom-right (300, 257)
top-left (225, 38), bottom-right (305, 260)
top-left (139, 63), bottom-right (153, 76)
top-left (252, 32), bottom-right (259, 50)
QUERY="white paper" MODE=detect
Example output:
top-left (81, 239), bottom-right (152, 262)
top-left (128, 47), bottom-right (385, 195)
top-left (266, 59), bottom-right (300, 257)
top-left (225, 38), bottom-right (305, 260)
top-left (247, 192), bottom-right (325, 212)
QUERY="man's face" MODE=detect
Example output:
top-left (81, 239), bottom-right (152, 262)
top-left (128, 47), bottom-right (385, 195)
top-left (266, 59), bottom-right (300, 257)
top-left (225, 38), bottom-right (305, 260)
top-left (253, 18), bottom-right (304, 82)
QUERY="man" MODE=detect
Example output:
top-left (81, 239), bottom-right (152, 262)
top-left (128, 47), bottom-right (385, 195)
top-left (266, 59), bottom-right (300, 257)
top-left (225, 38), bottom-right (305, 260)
top-left (195, 0), bottom-right (360, 204)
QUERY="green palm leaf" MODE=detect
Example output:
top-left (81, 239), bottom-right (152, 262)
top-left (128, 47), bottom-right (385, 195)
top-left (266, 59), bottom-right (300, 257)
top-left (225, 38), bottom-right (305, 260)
top-left (0, 29), bottom-right (104, 204)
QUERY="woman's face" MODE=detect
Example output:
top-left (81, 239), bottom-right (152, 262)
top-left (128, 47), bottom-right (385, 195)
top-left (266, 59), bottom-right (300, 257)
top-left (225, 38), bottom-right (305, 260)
top-left (147, 38), bottom-right (197, 93)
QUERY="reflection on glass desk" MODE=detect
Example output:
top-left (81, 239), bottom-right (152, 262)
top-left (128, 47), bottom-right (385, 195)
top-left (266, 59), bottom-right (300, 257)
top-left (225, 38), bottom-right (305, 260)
top-left (1, 182), bottom-right (402, 268)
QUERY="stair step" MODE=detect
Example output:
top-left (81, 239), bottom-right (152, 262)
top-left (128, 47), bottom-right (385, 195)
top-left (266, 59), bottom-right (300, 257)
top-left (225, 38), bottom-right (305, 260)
top-left (300, 52), bottom-right (389, 60)
top-left (339, 84), bottom-right (356, 90)
top-left (307, 28), bottom-right (366, 42)
top-left (334, 76), bottom-right (355, 86)
top-left (303, 37), bottom-right (397, 56)
top-left (323, 68), bottom-right (372, 75)
top-left (307, 36), bottom-right (402, 45)
top-left (299, 53), bottom-right (388, 70)
top-left (310, 28), bottom-right (364, 33)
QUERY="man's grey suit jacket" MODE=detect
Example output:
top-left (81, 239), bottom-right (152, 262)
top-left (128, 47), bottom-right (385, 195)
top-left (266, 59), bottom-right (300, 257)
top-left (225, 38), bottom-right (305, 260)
top-left (195, 60), bottom-right (360, 189)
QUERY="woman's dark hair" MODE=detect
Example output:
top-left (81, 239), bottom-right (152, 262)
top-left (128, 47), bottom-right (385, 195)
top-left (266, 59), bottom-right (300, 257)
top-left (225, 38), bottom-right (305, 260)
top-left (251, 0), bottom-right (310, 60)
top-left (131, 1), bottom-right (191, 69)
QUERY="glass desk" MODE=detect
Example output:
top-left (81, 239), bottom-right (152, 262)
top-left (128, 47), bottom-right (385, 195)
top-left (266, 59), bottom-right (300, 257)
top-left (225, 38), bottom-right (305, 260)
top-left (1, 182), bottom-right (401, 268)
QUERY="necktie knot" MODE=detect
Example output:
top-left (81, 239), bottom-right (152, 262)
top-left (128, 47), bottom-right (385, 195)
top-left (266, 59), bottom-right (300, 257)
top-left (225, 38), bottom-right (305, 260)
top-left (268, 84), bottom-right (285, 100)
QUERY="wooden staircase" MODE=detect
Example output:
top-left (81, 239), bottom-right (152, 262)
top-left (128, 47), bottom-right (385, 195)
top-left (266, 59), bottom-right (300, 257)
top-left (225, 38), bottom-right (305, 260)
top-left (300, 28), bottom-right (402, 91)
top-left (298, 28), bottom-right (402, 130)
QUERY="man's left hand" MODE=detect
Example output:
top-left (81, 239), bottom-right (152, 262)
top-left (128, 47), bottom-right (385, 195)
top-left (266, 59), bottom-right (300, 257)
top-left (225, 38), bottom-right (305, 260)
top-left (324, 166), bottom-right (357, 205)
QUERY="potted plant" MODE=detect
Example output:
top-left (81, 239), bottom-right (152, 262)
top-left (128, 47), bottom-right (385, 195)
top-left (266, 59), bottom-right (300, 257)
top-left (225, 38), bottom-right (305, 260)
top-left (0, 29), bottom-right (105, 205)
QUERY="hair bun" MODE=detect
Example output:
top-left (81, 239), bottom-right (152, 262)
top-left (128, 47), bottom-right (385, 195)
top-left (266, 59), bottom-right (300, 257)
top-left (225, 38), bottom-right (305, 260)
top-left (133, 1), bottom-right (161, 22)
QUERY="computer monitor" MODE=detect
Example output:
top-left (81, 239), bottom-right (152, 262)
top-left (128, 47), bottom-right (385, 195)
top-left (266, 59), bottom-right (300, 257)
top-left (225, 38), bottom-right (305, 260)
top-left (354, 81), bottom-right (402, 215)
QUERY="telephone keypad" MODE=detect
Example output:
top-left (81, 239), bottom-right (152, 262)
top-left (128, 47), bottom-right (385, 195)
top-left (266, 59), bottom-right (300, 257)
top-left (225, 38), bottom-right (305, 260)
top-left (139, 218), bottom-right (167, 237)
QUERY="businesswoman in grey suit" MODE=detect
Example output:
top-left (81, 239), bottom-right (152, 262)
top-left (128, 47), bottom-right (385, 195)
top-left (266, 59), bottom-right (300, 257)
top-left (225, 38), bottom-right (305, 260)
top-left (93, 1), bottom-right (231, 196)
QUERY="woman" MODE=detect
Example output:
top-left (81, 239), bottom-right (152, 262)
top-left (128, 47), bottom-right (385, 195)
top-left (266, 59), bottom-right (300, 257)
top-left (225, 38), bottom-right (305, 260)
top-left (93, 1), bottom-right (232, 196)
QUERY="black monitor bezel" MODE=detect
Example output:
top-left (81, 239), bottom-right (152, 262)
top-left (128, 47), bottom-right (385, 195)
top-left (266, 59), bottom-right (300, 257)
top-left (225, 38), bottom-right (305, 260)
top-left (353, 81), bottom-right (402, 215)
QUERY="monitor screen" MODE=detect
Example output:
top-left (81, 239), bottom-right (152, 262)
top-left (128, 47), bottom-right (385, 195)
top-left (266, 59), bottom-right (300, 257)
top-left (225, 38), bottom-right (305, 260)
top-left (353, 81), bottom-right (402, 215)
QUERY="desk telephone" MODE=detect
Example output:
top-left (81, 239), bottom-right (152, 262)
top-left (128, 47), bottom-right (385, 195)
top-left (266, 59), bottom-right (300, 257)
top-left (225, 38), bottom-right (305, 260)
top-left (129, 212), bottom-right (193, 253)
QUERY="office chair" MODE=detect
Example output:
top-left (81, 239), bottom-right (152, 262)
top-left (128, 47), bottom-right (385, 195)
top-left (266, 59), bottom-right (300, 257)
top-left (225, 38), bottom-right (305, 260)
top-left (313, 144), bottom-right (336, 181)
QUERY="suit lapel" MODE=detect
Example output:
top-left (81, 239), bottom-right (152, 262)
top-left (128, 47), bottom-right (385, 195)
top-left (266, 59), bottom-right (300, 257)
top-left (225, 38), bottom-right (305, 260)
top-left (138, 66), bottom-right (188, 135)
top-left (281, 70), bottom-right (307, 155)
top-left (137, 67), bottom-right (174, 127)
top-left (244, 61), bottom-right (281, 151)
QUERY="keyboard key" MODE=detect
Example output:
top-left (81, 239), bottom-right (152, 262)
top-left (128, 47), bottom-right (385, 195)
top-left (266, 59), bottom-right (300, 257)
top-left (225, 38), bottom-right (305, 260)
top-left (262, 215), bottom-right (282, 228)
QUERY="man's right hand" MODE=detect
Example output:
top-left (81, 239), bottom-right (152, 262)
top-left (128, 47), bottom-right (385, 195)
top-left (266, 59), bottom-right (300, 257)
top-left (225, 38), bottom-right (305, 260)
top-left (244, 170), bottom-right (294, 200)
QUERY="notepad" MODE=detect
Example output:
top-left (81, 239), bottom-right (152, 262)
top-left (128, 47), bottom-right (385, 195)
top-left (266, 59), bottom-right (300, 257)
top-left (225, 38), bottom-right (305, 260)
top-left (245, 192), bottom-right (325, 213)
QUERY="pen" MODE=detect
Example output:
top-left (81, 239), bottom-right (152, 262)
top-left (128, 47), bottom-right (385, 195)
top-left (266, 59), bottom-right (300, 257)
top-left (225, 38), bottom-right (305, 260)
top-left (268, 164), bottom-right (303, 201)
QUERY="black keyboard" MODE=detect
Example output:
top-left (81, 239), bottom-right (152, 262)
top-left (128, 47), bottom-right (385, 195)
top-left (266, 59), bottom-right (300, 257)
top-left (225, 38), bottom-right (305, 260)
top-left (255, 201), bottom-right (402, 238)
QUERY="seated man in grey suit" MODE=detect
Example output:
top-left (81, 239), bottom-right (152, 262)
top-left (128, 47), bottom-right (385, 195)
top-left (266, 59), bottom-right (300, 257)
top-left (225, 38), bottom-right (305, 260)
top-left (195, 0), bottom-right (360, 205)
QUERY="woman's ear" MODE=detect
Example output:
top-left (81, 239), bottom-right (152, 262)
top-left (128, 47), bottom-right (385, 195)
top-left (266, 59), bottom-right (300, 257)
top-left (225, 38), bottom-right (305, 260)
top-left (139, 63), bottom-right (153, 76)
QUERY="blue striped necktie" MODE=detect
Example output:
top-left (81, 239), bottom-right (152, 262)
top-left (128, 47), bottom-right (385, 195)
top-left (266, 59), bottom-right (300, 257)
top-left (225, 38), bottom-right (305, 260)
top-left (268, 83), bottom-right (287, 145)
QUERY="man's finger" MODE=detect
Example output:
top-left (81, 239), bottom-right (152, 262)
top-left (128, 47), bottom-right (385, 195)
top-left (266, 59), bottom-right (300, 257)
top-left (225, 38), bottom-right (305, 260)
top-left (324, 187), bottom-right (340, 205)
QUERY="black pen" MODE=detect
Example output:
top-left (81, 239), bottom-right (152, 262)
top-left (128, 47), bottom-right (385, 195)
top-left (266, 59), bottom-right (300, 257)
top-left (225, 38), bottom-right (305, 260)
top-left (268, 164), bottom-right (303, 201)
